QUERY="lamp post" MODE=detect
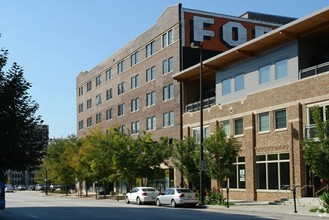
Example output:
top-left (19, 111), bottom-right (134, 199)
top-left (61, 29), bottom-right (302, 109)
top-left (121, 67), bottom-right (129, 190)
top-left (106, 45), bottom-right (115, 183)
top-left (191, 41), bottom-right (204, 205)
top-left (45, 169), bottom-right (48, 196)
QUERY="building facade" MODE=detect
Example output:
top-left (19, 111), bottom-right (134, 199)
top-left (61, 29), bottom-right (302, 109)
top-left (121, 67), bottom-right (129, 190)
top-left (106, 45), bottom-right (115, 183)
top-left (76, 4), bottom-right (292, 191)
top-left (174, 7), bottom-right (329, 201)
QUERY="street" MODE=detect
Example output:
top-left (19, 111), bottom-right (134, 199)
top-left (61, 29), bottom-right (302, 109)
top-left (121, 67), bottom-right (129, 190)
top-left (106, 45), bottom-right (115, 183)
top-left (0, 191), bottom-right (318, 219)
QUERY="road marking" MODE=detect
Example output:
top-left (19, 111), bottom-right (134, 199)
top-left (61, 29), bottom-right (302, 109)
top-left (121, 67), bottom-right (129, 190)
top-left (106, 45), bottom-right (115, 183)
top-left (26, 214), bottom-right (38, 218)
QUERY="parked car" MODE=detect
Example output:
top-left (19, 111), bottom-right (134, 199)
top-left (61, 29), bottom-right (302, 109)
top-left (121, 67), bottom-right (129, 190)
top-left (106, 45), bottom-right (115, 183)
top-left (27, 185), bottom-right (36, 191)
top-left (17, 185), bottom-right (26, 191)
top-left (125, 187), bottom-right (159, 205)
top-left (155, 188), bottom-right (198, 208)
top-left (36, 184), bottom-right (46, 191)
top-left (50, 184), bottom-right (61, 192)
top-left (5, 185), bottom-right (15, 193)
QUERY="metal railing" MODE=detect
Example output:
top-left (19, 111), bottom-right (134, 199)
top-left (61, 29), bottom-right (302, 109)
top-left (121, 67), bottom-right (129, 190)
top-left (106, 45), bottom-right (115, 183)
top-left (299, 61), bottom-right (329, 79)
top-left (185, 96), bottom-right (216, 113)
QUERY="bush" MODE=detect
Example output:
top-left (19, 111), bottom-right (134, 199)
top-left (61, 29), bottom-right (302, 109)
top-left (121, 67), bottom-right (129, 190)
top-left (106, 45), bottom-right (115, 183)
top-left (320, 191), bottom-right (329, 212)
top-left (205, 191), bottom-right (222, 205)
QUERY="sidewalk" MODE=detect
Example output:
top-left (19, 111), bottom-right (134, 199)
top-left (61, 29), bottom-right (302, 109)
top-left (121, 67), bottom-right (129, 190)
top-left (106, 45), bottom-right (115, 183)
top-left (206, 198), bottom-right (328, 219)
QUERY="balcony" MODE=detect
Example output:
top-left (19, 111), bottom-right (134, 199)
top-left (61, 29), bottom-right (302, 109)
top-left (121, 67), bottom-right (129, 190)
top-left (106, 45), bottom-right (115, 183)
top-left (299, 61), bottom-right (329, 79)
top-left (185, 96), bottom-right (216, 113)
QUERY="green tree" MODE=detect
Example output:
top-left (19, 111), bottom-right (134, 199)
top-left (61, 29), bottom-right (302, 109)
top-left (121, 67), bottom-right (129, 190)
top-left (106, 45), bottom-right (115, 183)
top-left (203, 124), bottom-right (241, 190)
top-left (303, 106), bottom-right (329, 181)
top-left (0, 41), bottom-right (47, 181)
top-left (172, 137), bottom-right (199, 188)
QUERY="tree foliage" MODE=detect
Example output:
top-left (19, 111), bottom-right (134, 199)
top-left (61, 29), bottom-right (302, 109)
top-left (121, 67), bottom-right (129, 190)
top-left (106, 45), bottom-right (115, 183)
top-left (203, 124), bottom-right (241, 188)
top-left (303, 106), bottom-right (329, 181)
top-left (0, 38), bottom-right (47, 181)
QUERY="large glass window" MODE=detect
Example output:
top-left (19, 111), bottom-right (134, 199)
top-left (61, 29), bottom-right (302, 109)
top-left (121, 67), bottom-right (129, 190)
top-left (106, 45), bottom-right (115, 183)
top-left (163, 111), bottom-right (174, 127)
top-left (259, 65), bottom-right (270, 84)
top-left (229, 157), bottom-right (246, 189)
top-left (222, 78), bottom-right (231, 95)
top-left (234, 74), bottom-right (244, 92)
top-left (234, 118), bottom-right (243, 135)
top-left (275, 109), bottom-right (287, 129)
top-left (221, 120), bottom-right (230, 136)
top-left (259, 112), bottom-right (269, 132)
top-left (192, 127), bottom-right (210, 144)
top-left (275, 59), bottom-right (288, 80)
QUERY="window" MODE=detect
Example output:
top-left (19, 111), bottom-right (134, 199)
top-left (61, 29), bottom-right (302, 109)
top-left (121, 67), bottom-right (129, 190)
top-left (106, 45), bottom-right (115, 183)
top-left (87, 99), bottom-right (92, 109)
top-left (168, 30), bottom-right (173, 45)
top-left (275, 109), bottom-right (287, 129)
top-left (131, 51), bottom-right (139, 66)
top-left (234, 118), bottom-right (243, 135)
top-left (275, 59), bottom-right (288, 80)
top-left (106, 88), bottom-right (112, 101)
top-left (78, 103), bottom-right (83, 113)
top-left (106, 68), bottom-right (112, 81)
top-left (162, 33), bottom-right (167, 48)
top-left (163, 111), bottom-right (174, 127)
top-left (87, 117), bottom-right (92, 127)
top-left (118, 82), bottom-right (125, 95)
top-left (119, 124), bottom-right (125, 134)
top-left (147, 116), bottom-right (156, 131)
top-left (78, 120), bottom-right (83, 130)
top-left (96, 75), bottom-right (101, 86)
top-left (259, 65), bottom-right (270, 84)
top-left (106, 109), bottom-right (112, 120)
top-left (87, 81), bottom-right (92, 92)
top-left (131, 121), bottom-right (140, 134)
top-left (229, 157), bottom-right (246, 189)
top-left (131, 98), bottom-right (139, 112)
top-left (222, 78), bottom-right (231, 95)
top-left (192, 127), bottom-right (210, 144)
top-left (131, 74), bottom-right (139, 89)
top-left (146, 41), bottom-right (155, 58)
top-left (78, 86), bottom-right (83, 96)
top-left (118, 103), bottom-right (125, 116)
top-left (117, 60), bottom-right (124, 74)
top-left (162, 30), bottom-right (173, 48)
top-left (96, 113), bottom-right (102, 124)
top-left (221, 120), bottom-right (230, 136)
top-left (256, 153), bottom-right (290, 190)
top-left (234, 74), bottom-right (244, 92)
top-left (95, 95), bottom-right (102, 106)
top-left (163, 84), bottom-right (174, 101)
top-left (259, 112), bottom-right (269, 132)
top-left (146, 66), bottom-right (156, 82)
top-left (146, 91), bottom-right (156, 107)
top-left (162, 57), bottom-right (173, 75)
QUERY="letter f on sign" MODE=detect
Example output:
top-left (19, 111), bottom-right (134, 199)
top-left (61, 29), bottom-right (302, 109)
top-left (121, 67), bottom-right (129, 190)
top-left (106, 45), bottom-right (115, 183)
top-left (193, 16), bottom-right (215, 42)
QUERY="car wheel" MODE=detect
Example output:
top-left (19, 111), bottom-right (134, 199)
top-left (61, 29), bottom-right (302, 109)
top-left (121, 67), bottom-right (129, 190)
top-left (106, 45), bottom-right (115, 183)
top-left (136, 197), bottom-right (142, 205)
top-left (125, 196), bottom-right (130, 204)
top-left (156, 199), bottom-right (161, 206)
top-left (171, 199), bottom-right (176, 208)
top-left (190, 203), bottom-right (197, 208)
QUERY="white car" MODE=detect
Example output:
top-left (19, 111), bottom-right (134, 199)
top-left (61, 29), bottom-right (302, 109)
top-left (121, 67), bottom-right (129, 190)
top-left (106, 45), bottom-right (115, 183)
top-left (125, 187), bottom-right (159, 205)
top-left (155, 188), bottom-right (198, 208)
top-left (5, 185), bottom-right (15, 193)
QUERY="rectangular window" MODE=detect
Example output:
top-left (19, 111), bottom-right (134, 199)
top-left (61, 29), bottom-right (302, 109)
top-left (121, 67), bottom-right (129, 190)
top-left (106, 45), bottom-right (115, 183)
top-left (168, 57), bottom-right (173, 72)
top-left (222, 78), bottom-right (231, 95)
top-left (87, 117), bottom-right (92, 127)
top-left (146, 41), bottom-right (155, 58)
top-left (162, 59), bottom-right (168, 74)
top-left (275, 59), bottom-right (288, 80)
top-left (146, 66), bottom-right (156, 82)
top-left (163, 111), bottom-right (174, 127)
top-left (229, 157), bottom-right (246, 189)
top-left (162, 33), bottom-right (167, 48)
top-left (118, 82), bottom-right (125, 95)
top-left (87, 81), bottom-right (92, 92)
top-left (106, 109), bottom-right (112, 120)
top-left (78, 120), bottom-right (83, 130)
top-left (168, 30), bottom-right (173, 45)
top-left (131, 74), bottom-right (139, 89)
top-left (259, 65), bottom-right (270, 84)
top-left (106, 88), bottom-right (112, 101)
top-left (118, 103), bottom-right (125, 116)
top-left (146, 116), bottom-right (156, 131)
top-left (131, 97), bottom-right (139, 112)
top-left (95, 94), bottom-right (102, 106)
top-left (131, 121), bottom-right (140, 134)
top-left (78, 86), bottom-right (83, 96)
top-left (234, 118), bottom-right (243, 135)
top-left (259, 112), bottom-right (269, 132)
top-left (131, 51), bottom-right (138, 66)
top-left (275, 109), bottom-right (287, 129)
top-left (192, 127), bottom-right (210, 144)
top-left (234, 74), bottom-right (244, 92)
top-left (163, 57), bottom-right (173, 75)
top-left (221, 120), bottom-right (230, 136)
top-left (119, 124), bottom-right (125, 134)
top-left (106, 68), bottom-right (112, 81)
top-left (117, 60), bottom-right (124, 74)
top-left (163, 84), bottom-right (174, 101)
top-left (146, 91), bottom-right (156, 107)
top-left (96, 113), bottom-right (102, 124)
top-left (96, 75), bottom-right (101, 86)
top-left (87, 99), bottom-right (92, 109)
top-left (78, 103), bottom-right (83, 113)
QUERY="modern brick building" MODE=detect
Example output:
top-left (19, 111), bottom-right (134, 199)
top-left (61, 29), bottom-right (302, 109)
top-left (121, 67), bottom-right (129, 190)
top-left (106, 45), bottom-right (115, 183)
top-left (173, 6), bottom-right (329, 201)
top-left (76, 4), bottom-right (293, 191)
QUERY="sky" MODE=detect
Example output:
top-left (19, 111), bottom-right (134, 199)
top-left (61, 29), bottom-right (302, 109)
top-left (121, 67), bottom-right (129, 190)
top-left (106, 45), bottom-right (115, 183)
top-left (1, 0), bottom-right (329, 138)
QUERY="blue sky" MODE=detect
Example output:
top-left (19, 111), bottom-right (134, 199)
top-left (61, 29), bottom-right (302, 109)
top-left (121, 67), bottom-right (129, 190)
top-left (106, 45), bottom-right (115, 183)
top-left (1, 0), bottom-right (328, 138)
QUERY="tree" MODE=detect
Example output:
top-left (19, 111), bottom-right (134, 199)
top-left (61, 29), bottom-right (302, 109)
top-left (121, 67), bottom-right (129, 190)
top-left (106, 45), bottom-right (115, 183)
top-left (303, 106), bottom-right (329, 182)
top-left (0, 40), bottom-right (47, 181)
top-left (203, 124), bottom-right (241, 191)
top-left (172, 137), bottom-right (199, 188)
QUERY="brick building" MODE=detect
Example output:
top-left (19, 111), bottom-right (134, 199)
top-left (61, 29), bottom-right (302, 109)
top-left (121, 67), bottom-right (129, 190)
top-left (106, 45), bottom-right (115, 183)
top-left (173, 6), bottom-right (329, 201)
top-left (76, 4), bottom-right (293, 191)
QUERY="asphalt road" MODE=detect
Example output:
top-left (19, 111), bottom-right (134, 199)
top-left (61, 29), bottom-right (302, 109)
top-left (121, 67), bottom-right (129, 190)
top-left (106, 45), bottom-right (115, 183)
top-left (0, 191), bottom-right (316, 219)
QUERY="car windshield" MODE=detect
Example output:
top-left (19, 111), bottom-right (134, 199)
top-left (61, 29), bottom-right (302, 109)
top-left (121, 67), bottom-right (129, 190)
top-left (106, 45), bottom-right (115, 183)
top-left (176, 189), bottom-right (193, 193)
top-left (142, 188), bottom-right (156, 192)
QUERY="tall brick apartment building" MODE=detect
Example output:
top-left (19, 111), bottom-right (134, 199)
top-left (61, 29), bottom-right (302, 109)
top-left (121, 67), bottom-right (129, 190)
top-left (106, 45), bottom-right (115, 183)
top-left (76, 4), bottom-right (293, 191)
top-left (174, 7), bottom-right (329, 201)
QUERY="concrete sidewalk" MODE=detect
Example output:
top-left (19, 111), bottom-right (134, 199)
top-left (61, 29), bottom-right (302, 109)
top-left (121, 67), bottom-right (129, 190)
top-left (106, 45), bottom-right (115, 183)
top-left (207, 198), bottom-right (328, 219)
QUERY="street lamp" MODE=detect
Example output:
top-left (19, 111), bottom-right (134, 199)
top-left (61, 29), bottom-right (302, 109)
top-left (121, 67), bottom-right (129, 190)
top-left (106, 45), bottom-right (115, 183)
top-left (191, 41), bottom-right (205, 206)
